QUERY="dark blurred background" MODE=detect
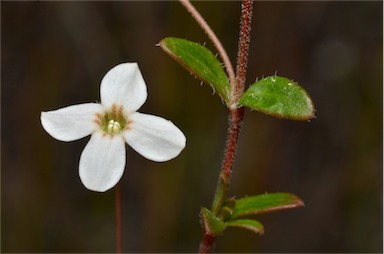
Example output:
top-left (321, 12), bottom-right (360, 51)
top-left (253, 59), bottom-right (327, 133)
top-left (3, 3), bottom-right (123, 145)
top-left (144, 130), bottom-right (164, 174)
top-left (1, 1), bottom-right (382, 253)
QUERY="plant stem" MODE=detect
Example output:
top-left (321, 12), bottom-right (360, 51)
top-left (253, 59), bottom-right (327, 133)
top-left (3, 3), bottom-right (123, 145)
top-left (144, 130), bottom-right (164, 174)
top-left (210, 0), bottom-right (253, 215)
top-left (115, 183), bottom-right (122, 253)
top-left (210, 107), bottom-right (245, 215)
top-left (198, 0), bottom-right (254, 253)
top-left (179, 0), bottom-right (236, 99)
top-left (199, 107), bottom-right (245, 254)
top-left (199, 233), bottom-right (216, 254)
top-left (235, 0), bottom-right (253, 102)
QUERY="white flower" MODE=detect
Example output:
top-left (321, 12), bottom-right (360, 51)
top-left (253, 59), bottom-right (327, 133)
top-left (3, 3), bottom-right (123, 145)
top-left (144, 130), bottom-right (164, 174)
top-left (41, 63), bottom-right (186, 192)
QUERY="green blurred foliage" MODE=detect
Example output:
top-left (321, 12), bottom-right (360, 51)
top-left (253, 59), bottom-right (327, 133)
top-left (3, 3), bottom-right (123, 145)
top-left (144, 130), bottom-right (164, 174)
top-left (1, 1), bottom-right (382, 253)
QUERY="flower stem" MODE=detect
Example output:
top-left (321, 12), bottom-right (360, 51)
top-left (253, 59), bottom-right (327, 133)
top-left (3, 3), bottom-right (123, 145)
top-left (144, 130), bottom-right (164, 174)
top-left (115, 183), bottom-right (122, 253)
top-left (197, 0), bottom-right (254, 253)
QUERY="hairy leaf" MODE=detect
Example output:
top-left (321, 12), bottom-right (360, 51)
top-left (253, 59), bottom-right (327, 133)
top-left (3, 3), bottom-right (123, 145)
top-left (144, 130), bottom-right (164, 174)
top-left (159, 37), bottom-right (230, 104)
top-left (238, 76), bottom-right (315, 120)
top-left (226, 219), bottom-right (264, 234)
top-left (231, 192), bottom-right (304, 219)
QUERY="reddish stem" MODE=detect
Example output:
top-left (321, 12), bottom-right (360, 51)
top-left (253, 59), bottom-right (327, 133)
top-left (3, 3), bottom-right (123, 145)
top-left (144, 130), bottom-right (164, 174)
top-left (199, 233), bottom-right (216, 254)
top-left (115, 183), bottom-right (122, 253)
top-left (222, 108), bottom-right (245, 179)
top-left (199, 109), bottom-right (245, 254)
top-left (198, 0), bottom-right (253, 253)
top-left (235, 0), bottom-right (253, 101)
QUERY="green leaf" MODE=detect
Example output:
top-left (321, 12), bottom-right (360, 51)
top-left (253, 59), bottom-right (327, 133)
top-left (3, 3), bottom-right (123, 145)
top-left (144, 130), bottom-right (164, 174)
top-left (231, 193), bottom-right (304, 219)
top-left (201, 207), bottom-right (226, 236)
top-left (217, 197), bottom-right (236, 220)
top-left (238, 76), bottom-right (315, 120)
top-left (226, 219), bottom-right (264, 234)
top-left (159, 37), bottom-right (231, 104)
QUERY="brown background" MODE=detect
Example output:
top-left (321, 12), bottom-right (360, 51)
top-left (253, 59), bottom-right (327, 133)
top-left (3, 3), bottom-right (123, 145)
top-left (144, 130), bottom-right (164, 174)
top-left (1, 1), bottom-right (382, 253)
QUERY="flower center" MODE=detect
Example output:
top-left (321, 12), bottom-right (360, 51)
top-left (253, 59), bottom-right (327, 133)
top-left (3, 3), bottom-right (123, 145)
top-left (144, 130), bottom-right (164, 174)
top-left (107, 120), bottom-right (121, 135)
top-left (96, 104), bottom-right (128, 136)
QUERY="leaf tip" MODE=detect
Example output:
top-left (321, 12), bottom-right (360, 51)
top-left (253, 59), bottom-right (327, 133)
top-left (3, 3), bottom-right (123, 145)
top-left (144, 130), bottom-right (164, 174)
top-left (296, 197), bottom-right (305, 207)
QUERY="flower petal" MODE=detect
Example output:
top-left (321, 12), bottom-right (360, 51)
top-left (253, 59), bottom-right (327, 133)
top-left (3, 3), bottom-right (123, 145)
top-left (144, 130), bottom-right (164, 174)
top-left (123, 112), bottom-right (186, 162)
top-left (41, 103), bottom-right (103, 142)
top-left (100, 63), bottom-right (147, 112)
top-left (79, 132), bottom-right (126, 192)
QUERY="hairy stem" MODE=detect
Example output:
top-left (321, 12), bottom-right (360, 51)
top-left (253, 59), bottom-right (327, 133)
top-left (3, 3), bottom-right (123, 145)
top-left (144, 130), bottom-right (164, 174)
top-left (198, 0), bottom-right (254, 253)
top-left (115, 183), bottom-right (122, 253)
top-left (199, 233), bottom-right (216, 254)
top-left (179, 0), bottom-right (236, 100)
top-left (211, 107), bottom-right (245, 215)
top-left (235, 0), bottom-right (253, 101)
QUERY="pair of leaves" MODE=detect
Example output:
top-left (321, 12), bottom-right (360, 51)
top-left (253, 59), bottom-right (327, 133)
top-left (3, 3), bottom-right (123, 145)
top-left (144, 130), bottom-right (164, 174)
top-left (201, 193), bottom-right (304, 236)
top-left (159, 37), bottom-right (315, 120)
